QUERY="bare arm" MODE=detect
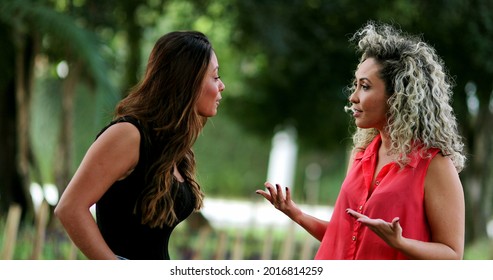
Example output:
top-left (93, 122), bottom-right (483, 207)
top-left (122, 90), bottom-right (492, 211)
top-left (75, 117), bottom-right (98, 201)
top-left (255, 149), bottom-right (358, 241)
top-left (54, 123), bottom-right (140, 260)
top-left (256, 182), bottom-right (328, 241)
top-left (402, 154), bottom-right (465, 259)
top-left (347, 154), bottom-right (465, 259)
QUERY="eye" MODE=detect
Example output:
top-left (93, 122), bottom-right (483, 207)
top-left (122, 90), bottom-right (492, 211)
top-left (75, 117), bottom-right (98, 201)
top-left (214, 76), bottom-right (221, 81)
top-left (362, 84), bottom-right (370, 90)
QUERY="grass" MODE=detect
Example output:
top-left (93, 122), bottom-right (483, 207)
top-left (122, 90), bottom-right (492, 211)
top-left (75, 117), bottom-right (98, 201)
top-left (0, 217), bottom-right (87, 260)
top-left (1, 216), bottom-right (492, 260)
top-left (463, 238), bottom-right (493, 260)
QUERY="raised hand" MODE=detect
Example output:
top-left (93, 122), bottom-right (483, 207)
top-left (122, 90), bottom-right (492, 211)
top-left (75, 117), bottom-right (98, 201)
top-left (256, 182), bottom-right (302, 221)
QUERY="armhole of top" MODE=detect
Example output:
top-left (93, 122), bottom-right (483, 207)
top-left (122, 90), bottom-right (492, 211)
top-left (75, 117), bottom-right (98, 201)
top-left (96, 116), bottom-right (143, 139)
top-left (96, 116), bottom-right (148, 164)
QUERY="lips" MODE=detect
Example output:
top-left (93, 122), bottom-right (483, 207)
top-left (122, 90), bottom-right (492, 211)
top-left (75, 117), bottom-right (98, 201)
top-left (344, 106), bottom-right (362, 114)
top-left (346, 106), bottom-right (362, 117)
top-left (352, 108), bottom-right (362, 117)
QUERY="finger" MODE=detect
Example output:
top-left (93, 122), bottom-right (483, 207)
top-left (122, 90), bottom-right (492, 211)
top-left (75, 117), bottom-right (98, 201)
top-left (255, 190), bottom-right (272, 200)
top-left (360, 219), bottom-right (392, 235)
top-left (256, 190), bottom-right (275, 205)
top-left (265, 183), bottom-right (277, 198)
top-left (391, 217), bottom-right (400, 230)
top-left (346, 208), bottom-right (364, 219)
top-left (285, 186), bottom-right (291, 202)
top-left (264, 182), bottom-right (275, 189)
top-left (275, 184), bottom-right (285, 202)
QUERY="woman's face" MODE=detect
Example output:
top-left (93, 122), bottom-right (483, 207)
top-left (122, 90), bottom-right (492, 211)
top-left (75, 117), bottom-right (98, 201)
top-left (348, 57), bottom-right (389, 131)
top-left (196, 52), bottom-right (225, 117)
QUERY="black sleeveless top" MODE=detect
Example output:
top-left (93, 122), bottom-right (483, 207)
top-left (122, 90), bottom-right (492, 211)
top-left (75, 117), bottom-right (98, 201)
top-left (95, 116), bottom-right (196, 260)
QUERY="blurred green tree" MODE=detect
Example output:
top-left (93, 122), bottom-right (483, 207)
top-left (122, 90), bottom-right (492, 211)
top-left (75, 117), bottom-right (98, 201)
top-left (0, 0), bottom-right (113, 217)
top-left (412, 0), bottom-right (493, 244)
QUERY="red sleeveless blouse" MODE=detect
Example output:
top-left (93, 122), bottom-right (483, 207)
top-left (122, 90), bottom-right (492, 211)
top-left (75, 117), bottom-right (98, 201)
top-left (315, 135), bottom-right (439, 259)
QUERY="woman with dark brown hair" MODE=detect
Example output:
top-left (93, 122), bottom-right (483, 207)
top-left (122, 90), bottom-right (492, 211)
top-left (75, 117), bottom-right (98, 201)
top-left (55, 31), bottom-right (225, 260)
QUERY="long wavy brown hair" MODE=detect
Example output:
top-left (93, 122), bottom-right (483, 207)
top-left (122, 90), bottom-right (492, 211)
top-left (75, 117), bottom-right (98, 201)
top-left (114, 31), bottom-right (211, 228)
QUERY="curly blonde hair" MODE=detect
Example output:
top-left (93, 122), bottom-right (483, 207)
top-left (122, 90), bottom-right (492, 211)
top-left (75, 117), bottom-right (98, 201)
top-left (348, 22), bottom-right (466, 172)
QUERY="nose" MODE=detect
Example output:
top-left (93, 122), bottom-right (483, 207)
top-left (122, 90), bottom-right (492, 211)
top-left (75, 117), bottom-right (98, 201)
top-left (219, 79), bottom-right (225, 92)
top-left (349, 90), bottom-right (358, 104)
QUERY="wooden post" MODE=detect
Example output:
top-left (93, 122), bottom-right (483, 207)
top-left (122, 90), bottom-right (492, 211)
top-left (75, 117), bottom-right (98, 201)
top-left (1, 204), bottom-right (22, 260)
top-left (31, 200), bottom-right (49, 259)
top-left (279, 222), bottom-right (296, 259)
top-left (261, 226), bottom-right (274, 260)
top-left (68, 239), bottom-right (79, 260)
top-left (300, 234), bottom-right (315, 260)
top-left (231, 230), bottom-right (244, 260)
top-left (214, 230), bottom-right (228, 260)
top-left (192, 227), bottom-right (211, 260)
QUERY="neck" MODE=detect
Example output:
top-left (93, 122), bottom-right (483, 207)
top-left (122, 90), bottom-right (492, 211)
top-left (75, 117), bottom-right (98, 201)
top-left (378, 131), bottom-right (392, 153)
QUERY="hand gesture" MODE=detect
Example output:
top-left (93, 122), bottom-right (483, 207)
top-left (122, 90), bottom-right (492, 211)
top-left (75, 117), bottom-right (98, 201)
top-left (256, 182), bottom-right (302, 221)
top-left (346, 208), bottom-right (403, 249)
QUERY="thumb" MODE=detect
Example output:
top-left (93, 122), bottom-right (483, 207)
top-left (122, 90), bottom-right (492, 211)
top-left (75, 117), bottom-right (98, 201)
top-left (391, 217), bottom-right (401, 230)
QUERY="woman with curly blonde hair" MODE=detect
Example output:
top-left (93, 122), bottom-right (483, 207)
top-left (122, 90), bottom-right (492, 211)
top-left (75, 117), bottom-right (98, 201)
top-left (257, 22), bottom-right (465, 259)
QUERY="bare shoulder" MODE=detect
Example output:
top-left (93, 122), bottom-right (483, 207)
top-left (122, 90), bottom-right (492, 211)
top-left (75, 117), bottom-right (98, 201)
top-left (102, 121), bottom-right (140, 138)
top-left (427, 153), bottom-right (457, 177)
top-left (425, 153), bottom-right (462, 194)
top-left (97, 122), bottom-right (141, 147)
top-left (87, 121), bottom-right (141, 168)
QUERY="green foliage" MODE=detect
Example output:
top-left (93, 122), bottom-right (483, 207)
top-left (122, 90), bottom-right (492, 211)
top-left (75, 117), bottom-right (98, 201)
top-left (227, 0), bottom-right (382, 152)
top-left (0, 0), bottom-right (114, 95)
top-left (194, 114), bottom-right (271, 198)
top-left (226, 0), bottom-right (493, 154)
top-left (0, 217), bottom-right (87, 260)
top-left (30, 79), bottom-right (62, 183)
top-left (463, 237), bottom-right (493, 260)
top-left (30, 73), bottom-right (117, 183)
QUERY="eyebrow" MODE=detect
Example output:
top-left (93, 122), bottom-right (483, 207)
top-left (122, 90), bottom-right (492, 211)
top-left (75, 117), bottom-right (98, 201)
top-left (356, 77), bottom-right (372, 84)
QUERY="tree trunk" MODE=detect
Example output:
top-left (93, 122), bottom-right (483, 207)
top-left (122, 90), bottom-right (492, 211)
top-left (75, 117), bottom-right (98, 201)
top-left (463, 90), bottom-right (493, 244)
top-left (0, 23), bottom-right (21, 214)
top-left (8, 29), bottom-right (39, 219)
top-left (55, 61), bottom-right (81, 197)
top-left (121, 0), bottom-right (143, 97)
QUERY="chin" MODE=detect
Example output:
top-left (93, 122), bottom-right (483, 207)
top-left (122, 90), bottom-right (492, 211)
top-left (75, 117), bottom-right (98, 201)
top-left (355, 123), bottom-right (370, 129)
top-left (199, 111), bottom-right (217, 118)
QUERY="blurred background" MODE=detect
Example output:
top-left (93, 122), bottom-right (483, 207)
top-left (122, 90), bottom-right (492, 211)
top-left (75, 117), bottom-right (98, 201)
top-left (1, 0), bottom-right (492, 260)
